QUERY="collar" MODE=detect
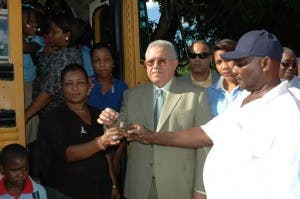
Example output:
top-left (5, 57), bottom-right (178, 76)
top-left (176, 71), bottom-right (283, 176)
top-left (0, 177), bottom-right (33, 196)
top-left (191, 70), bottom-right (212, 88)
top-left (215, 76), bottom-right (241, 93)
top-left (153, 78), bottom-right (173, 93)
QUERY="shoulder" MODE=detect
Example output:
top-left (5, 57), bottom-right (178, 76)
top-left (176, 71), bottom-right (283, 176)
top-left (31, 35), bottom-right (45, 46)
top-left (172, 78), bottom-right (206, 94)
top-left (40, 104), bottom-right (67, 121)
top-left (124, 82), bottom-right (151, 96)
top-left (30, 178), bottom-right (47, 198)
top-left (114, 78), bottom-right (128, 89)
top-left (207, 82), bottom-right (218, 93)
top-left (58, 47), bottom-right (81, 57)
top-left (211, 70), bottom-right (220, 83)
top-left (177, 74), bottom-right (191, 82)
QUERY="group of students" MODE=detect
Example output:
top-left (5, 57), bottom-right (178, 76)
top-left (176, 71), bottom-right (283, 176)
top-left (2, 0), bottom-right (128, 198)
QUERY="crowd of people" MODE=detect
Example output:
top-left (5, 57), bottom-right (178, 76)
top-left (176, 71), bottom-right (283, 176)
top-left (0, 0), bottom-right (300, 199)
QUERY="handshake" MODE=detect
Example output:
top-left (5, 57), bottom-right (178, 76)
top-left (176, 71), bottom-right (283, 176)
top-left (97, 108), bottom-right (154, 148)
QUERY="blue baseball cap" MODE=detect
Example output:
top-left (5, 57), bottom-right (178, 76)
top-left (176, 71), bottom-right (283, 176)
top-left (221, 30), bottom-right (283, 61)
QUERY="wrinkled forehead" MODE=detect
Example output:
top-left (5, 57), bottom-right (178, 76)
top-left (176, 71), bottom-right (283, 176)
top-left (146, 46), bottom-right (171, 60)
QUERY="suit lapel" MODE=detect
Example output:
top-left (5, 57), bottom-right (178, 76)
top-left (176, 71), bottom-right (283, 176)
top-left (141, 83), bottom-right (155, 129)
top-left (157, 80), bottom-right (182, 131)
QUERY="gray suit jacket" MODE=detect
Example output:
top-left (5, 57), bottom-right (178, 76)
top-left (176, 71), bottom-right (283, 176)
top-left (121, 78), bottom-right (211, 199)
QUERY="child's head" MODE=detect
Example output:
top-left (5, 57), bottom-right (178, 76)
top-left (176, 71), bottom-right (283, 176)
top-left (91, 42), bottom-right (115, 78)
top-left (0, 144), bottom-right (29, 187)
top-left (22, 5), bottom-right (38, 36)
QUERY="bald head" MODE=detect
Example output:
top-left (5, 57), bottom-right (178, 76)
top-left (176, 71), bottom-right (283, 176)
top-left (189, 40), bottom-right (210, 53)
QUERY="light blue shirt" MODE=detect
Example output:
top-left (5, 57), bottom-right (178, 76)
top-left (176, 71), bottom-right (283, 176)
top-left (152, 78), bottom-right (173, 110)
top-left (207, 77), bottom-right (243, 117)
top-left (23, 35), bottom-right (45, 82)
top-left (81, 45), bottom-right (94, 77)
top-left (281, 76), bottom-right (300, 89)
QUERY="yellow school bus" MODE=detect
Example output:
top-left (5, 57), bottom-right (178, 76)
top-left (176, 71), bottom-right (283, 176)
top-left (0, 0), bottom-right (179, 147)
top-left (0, 1), bottom-right (25, 148)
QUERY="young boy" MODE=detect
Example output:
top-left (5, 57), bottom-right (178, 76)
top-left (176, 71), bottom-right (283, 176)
top-left (0, 144), bottom-right (47, 199)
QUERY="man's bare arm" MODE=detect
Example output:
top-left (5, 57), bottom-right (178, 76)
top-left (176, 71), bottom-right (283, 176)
top-left (127, 125), bottom-right (213, 148)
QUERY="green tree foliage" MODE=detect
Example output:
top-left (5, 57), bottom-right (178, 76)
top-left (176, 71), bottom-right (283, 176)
top-left (152, 0), bottom-right (300, 54)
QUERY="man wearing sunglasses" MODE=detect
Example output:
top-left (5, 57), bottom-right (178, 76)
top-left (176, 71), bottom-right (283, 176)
top-left (279, 47), bottom-right (300, 88)
top-left (126, 30), bottom-right (300, 199)
top-left (179, 40), bottom-right (219, 88)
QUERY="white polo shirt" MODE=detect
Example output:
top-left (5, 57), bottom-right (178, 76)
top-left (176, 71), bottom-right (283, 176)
top-left (202, 81), bottom-right (300, 199)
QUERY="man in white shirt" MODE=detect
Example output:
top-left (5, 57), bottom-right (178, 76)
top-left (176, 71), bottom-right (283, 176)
top-left (126, 30), bottom-right (300, 199)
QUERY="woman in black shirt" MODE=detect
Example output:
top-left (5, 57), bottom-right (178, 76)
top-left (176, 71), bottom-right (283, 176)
top-left (38, 63), bottom-right (120, 199)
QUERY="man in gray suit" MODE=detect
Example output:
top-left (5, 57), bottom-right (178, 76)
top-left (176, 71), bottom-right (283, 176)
top-left (99, 40), bottom-right (211, 199)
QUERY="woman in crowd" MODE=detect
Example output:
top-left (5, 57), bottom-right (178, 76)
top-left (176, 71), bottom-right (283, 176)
top-left (87, 42), bottom-right (128, 197)
top-left (87, 42), bottom-right (128, 111)
top-left (25, 13), bottom-right (82, 121)
top-left (37, 63), bottom-right (120, 199)
top-left (207, 39), bottom-right (243, 117)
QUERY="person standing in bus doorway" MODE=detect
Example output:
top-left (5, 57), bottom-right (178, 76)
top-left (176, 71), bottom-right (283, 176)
top-left (178, 40), bottom-right (219, 88)
top-left (22, 3), bottom-right (45, 180)
top-left (87, 42), bottom-right (128, 198)
top-left (99, 40), bottom-right (211, 199)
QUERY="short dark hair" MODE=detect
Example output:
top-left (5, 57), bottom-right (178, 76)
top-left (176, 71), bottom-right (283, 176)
top-left (0, 144), bottom-right (28, 166)
top-left (49, 14), bottom-right (78, 47)
top-left (91, 42), bottom-right (115, 59)
top-left (61, 63), bottom-right (88, 83)
top-left (214, 39), bottom-right (237, 52)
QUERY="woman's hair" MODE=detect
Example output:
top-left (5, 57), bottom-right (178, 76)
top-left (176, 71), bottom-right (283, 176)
top-left (71, 18), bottom-right (93, 48)
top-left (61, 63), bottom-right (88, 83)
top-left (91, 42), bottom-right (115, 59)
top-left (213, 39), bottom-right (236, 52)
top-left (22, 4), bottom-right (37, 27)
top-left (0, 144), bottom-right (28, 166)
top-left (49, 14), bottom-right (79, 47)
top-left (45, 0), bottom-right (70, 16)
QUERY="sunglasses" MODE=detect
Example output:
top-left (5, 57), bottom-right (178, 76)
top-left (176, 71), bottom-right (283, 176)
top-left (188, 52), bottom-right (210, 59)
top-left (281, 62), bottom-right (297, 68)
top-left (188, 52), bottom-right (211, 59)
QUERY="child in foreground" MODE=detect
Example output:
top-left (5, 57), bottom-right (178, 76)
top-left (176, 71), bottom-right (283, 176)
top-left (0, 143), bottom-right (47, 199)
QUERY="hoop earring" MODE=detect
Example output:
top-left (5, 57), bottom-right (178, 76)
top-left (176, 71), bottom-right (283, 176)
top-left (65, 37), bottom-right (69, 41)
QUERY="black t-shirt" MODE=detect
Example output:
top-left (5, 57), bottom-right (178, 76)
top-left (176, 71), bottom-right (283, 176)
top-left (38, 103), bottom-right (111, 199)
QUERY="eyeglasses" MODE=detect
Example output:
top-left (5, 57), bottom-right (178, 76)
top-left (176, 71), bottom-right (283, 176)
top-left (188, 52), bottom-right (211, 59)
top-left (145, 58), bottom-right (171, 67)
top-left (281, 62), bottom-right (297, 68)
